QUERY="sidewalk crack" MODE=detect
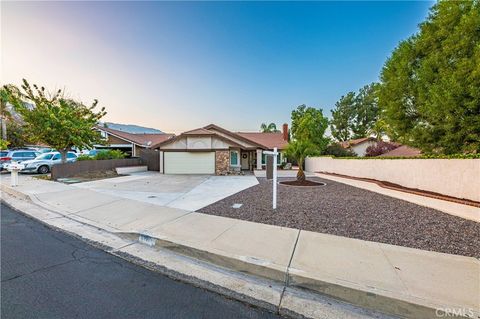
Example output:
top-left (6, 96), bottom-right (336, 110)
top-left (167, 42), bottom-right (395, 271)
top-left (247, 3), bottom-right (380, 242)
top-left (210, 222), bottom-right (238, 243)
top-left (278, 229), bottom-right (301, 312)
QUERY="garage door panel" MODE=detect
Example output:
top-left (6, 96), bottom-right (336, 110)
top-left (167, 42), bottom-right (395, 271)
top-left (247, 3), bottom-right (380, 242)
top-left (164, 152), bottom-right (215, 174)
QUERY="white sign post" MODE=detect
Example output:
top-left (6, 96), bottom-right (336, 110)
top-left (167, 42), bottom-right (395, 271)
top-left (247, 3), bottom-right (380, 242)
top-left (263, 147), bottom-right (278, 209)
top-left (6, 162), bottom-right (25, 187)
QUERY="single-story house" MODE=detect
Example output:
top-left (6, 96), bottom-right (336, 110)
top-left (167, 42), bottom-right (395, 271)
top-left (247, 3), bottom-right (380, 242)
top-left (379, 145), bottom-right (422, 157)
top-left (95, 126), bottom-right (174, 157)
top-left (152, 124), bottom-right (289, 175)
top-left (340, 137), bottom-right (378, 157)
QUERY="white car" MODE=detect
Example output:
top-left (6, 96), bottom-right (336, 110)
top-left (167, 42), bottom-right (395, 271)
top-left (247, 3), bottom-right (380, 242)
top-left (21, 152), bottom-right (78, 174)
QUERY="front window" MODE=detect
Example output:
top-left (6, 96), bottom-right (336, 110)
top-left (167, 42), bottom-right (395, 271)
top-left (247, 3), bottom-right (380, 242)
top-left (262, 152), bottom-right (281, 165)
top-left (67, 153), bottom-right (77, 159)
top-left (36, 153), bottom-right (54, 160)
top-left (230, 150), bottom-right (239, 166)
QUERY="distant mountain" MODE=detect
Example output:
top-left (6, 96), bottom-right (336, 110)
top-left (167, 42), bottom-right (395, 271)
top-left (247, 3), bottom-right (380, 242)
top-left (100, 122), bottom-right (164, 134)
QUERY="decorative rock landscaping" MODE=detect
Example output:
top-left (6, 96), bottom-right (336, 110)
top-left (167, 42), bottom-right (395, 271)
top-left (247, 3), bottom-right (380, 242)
top-left (199, 177), bottom-right (480, 258)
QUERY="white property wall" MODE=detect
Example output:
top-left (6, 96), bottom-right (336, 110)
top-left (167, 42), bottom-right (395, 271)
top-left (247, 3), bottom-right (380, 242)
top-left (305, 157), bottom-right (480, 202)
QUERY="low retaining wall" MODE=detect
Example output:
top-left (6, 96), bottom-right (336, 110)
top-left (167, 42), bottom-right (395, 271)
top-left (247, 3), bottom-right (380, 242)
top-left (116, 166), bottom-right (147, 175)
top-left (305, 157), bottom-right (480, 202)
top-left (51, 158), bottom-right (143, 180)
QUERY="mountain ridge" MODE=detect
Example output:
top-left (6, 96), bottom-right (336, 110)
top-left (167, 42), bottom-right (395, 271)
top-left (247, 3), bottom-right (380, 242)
top-left (100, 122), bottom-right (164, 134)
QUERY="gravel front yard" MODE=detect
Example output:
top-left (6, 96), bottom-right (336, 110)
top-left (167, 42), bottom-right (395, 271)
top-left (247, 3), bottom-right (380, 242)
top-left (199, 177), bottom-right (480, 258)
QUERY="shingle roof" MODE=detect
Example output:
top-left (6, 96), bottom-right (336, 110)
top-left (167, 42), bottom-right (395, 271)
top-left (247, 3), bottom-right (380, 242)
top-left (182, 128), bottom-right (215, 135)
top-left (98, 126), bottom-right (174, 146)
top-left (380, 145), bottom-right (422, 157)
top-left (236, 132), bottom-right (288, 150)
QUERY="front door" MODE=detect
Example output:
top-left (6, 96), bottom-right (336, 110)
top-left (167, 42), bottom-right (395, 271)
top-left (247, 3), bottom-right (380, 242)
top-left (241, 152), bottom-right (249, 170)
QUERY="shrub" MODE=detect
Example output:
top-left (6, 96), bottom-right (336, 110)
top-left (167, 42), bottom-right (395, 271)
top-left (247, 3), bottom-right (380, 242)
top-left (323, 144), bottom-right (357, 157)
top-left (365, 141), bottom-right (398, 157)
top-left (94, 149), bottom-right (126, 160)
top-left (77, 154), bottom-right (93, 161)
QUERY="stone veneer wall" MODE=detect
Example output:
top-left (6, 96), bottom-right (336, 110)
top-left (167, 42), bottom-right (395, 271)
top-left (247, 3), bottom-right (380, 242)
top-left (215, 150), bottom-right (230, 175)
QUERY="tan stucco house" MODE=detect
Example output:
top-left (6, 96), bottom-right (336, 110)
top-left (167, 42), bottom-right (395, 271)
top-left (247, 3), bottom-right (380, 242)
top-left (152, 124), bottom-right (289, 175)
top-left (340, 137), bottom-right (378, 157)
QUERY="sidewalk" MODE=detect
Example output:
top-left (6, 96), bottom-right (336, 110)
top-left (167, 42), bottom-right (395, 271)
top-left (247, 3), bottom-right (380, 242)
top-left (1, 174), bottom-right (479, 319)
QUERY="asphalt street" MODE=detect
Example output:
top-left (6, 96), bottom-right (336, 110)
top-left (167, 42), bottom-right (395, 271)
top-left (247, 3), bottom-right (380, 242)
top-left (1, 203), bottom-right (281, 319)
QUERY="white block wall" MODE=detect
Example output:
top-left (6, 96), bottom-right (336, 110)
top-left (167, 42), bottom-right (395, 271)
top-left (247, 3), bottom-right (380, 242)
top-left (305, 157), bottom-right (480, 202)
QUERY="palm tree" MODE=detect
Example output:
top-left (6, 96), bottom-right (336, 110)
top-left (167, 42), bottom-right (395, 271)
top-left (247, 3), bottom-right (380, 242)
top-left (260, 122), bottom-right (279, 133)
top-left (284, 139), bottom-right (317, 182)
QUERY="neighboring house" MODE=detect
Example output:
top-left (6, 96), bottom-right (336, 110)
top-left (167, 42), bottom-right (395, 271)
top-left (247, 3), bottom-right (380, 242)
top-left (340, 137), bottom-right (378, 157)
top-left (379, 145), bottom-right (422, 157)
top-left (152, 124), bottom-right (289, 175)
top-left (95, 126), bottom-right (174, 157)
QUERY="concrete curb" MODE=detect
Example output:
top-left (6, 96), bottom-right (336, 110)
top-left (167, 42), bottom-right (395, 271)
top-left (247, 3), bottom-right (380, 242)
top-left (1, 190), bottom-right (396, 319)
top-left (1, 183), bottom-right (477, 319)
top-left (1, 183), bottom-right (29, 201)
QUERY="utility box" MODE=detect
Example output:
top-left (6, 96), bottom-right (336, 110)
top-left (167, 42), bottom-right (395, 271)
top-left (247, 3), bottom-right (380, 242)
top-left (266, 155), bottom-right (274, 180)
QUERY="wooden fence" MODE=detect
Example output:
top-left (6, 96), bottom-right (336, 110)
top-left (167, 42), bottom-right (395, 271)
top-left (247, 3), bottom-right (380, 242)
top-left (139, 149), bottom-right (160, 171)
top-left (51, 158), bottom-right (143, 180)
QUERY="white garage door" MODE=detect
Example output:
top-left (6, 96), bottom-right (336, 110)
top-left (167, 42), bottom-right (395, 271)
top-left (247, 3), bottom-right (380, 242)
top-left (164, 152), bottom-right (215, 174)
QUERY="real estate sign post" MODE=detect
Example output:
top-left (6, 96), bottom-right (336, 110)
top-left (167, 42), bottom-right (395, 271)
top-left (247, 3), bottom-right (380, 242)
top-left (263, 147), bottom-right (278, 209)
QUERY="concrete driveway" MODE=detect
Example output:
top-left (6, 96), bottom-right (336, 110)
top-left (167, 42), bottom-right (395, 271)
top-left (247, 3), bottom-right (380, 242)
top-left (72, 172), bottom-right (259, 211)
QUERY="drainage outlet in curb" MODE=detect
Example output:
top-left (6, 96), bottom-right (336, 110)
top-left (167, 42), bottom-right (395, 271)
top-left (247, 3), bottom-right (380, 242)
top-left (139, 234), bottom-right (157, 247)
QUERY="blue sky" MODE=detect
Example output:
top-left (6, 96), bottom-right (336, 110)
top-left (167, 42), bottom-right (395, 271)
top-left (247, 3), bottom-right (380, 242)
top-left (2, 1), bottom-right (433, 133)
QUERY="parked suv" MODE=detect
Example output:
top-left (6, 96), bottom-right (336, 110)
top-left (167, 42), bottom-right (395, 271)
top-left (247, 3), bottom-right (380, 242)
top-left (0, 150), bottom-right (40, 170)
top-left (21, 152), bottom-right (78, 174)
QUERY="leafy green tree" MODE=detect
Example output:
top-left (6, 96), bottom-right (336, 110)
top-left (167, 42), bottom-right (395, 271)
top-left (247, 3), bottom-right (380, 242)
top-left (4, 79), bottom-right (107, 162)
top-left (351, 83), bottom-right (379, 139)
top-left (0, 139), bottom-right (9, 150)
top-left (330, 92), bottom-right (355, 142)
top-left (291, 104), bottom-right (329, 153)
top-left (379, 0), bottom-right (480, 154)
top-left (284, 139), bottom-right (317, 182)
top-left (323, 143), bottom-right (357, 157)
top-left (0, 86), bottom-right (15, 141)
top-left (6, 121), bottom-right (29, 148)
top-left (260, 122), bottom-right (279, 133)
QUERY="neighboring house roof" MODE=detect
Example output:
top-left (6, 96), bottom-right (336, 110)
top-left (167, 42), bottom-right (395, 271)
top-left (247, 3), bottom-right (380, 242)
top-left (340, 137), bottom-right (376, 148)
top-left (380, 145), bottom-right (422, 157)
top-left (97, 126), bottom-right (174, 147)
top-left (236, 132), bottom-right (288, 150)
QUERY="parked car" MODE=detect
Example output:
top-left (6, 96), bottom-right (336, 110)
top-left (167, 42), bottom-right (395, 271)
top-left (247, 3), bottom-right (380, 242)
top-left (0, 149), bottom-right (41, 170)
top-left (20, 152), bottom-right (78, 174)
top-left (37, 148), bottom-right (56, 154)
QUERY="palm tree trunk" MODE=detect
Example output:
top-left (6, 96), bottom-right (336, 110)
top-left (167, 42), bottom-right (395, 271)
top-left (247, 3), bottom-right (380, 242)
top-left (296, 158), bottom-right (305, 182)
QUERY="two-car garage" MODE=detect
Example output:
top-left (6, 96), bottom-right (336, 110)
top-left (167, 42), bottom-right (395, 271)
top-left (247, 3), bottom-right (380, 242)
top-left (163, 152), bottom-right (215, 174)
